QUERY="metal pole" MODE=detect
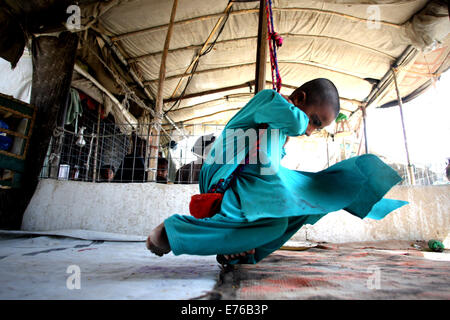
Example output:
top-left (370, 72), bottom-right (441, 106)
top-left (255, 0), bottom-right (268, 93)
top-left (392, 67), bottom-right (415, 185)
top-left (361, 105), bottom-right (368, 154)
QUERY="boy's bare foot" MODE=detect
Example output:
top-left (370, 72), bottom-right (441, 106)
top-left (146, 222), bottom-right (171, 257)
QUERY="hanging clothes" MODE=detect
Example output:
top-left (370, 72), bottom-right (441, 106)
top-left (65, 88), bottom-right (82, 129)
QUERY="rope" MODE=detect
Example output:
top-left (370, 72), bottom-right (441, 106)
top-left (206, 2), bottom-right (283, 194)
top-left (266, 0), bottom-right (283, 92)
top-left (207, 124), bottom-right (268, 193)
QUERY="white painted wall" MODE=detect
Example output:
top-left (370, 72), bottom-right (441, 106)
top-left (22, 180), bottom-right (450, 246)
top-left (295, 185), bottom-right (450, 245)
top-left (22, 180), bottom-right (199, 237)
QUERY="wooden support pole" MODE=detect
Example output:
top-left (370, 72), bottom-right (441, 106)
top-left (148, 0), bottom-right (178, 181)
top-left (392, 67), bottom-right (415, 185)
top-left (25, 32), bottom-right (78, 196)
top-left (361, 105), bottom-right (368, 154)
top-left (168, 1), bottom-right (234, 100)
top-left (255, 0), bottom-right (268, 93)
top-left (92, 105), bottom-right (101, 182)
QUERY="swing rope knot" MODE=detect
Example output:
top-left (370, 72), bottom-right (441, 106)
top-left (270, 32), bottom-right (283, 48)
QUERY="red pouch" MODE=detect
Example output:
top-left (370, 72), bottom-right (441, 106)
top-left (189, 193), bottom-right (224, 219)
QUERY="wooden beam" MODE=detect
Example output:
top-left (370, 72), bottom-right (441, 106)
top-left (112, 6), bottom-right (251, 42)
top-left (112, 7), bottom-right (401, 42)
top-left (74, 64), bottom-right (138, 127)
top-left (276, 81), bottom-right (361, 108)
top-left (144, 60), bottom-right (368, 86)
top-left (128, 36), bottom-right (256, 63)
top-left (166, 94), bottom-right (254, 116)
top-left (176, 108), bottom-right (242, 124)
top-left (144, 63), bottom-right (255, 85)
top-left (93, 30), bottom-right (156, 112)
top-left (363, 46), bottom-right (418, 109)
top-left (92, 28), bottom-right (185, 140)
top-left (128, 33), bottom-right (395, 63)
top-left (148, 0), bottom-right (178, 181)
top-left (168, 1), bottom-right (234, 100)
top-left (163, 87), bottom-right (359, 124)
top-left (164, 81), bottom-right (255, 103)
top-left (160, 79), bottom-right (360, 108)
top-left (255, 0), bottom-right (267, 93)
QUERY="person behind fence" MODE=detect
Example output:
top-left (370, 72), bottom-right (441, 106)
top-left (146, 78), bottom-right (408, 265)
top-left (99, 165), bottom-right (115, 182)
top-left (175, 133), bottom-right (216, 184)
top-left (114, 153), bottom-right (146, 182)
top-left (156, 157), bottom-right (169, 184)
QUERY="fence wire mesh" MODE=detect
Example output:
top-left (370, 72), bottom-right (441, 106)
top-left (38, 102), bottom-right (448, 186)
top-left (40, 120), bottom-right (225, 184)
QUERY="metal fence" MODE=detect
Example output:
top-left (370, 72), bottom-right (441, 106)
top-left (40, 122), bottom-right (226, 184)
top-left (388, 161), bottom-right (449, 186)
top-left (40, 121), bottom-right (448, 186)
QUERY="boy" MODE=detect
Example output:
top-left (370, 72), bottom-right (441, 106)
top-left (147, 78), bottom-right (407, 264)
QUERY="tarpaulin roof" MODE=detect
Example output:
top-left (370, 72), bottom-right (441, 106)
top-left (1, 0), bottom-right (449, 135)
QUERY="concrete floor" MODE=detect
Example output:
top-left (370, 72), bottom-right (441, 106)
top-left (0, 231), bottom-right (448, 300)
top-left (0, 230), bottom-right (219, 300)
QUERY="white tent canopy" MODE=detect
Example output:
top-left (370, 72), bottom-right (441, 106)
top-left (79, 0), bottom-right (449, 133)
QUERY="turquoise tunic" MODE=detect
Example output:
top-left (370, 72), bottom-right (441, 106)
top-left (164, 89), bottom-right (407, 264)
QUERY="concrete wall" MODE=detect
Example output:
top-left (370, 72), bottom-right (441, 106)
top-left (22, 180), bottom-right (450, 246)
top-left (292, 186), bottom-right (450, 246)
top-left (22, 180), bottom-right (199, 237)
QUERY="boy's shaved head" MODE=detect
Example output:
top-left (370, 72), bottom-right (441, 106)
top-left (291, 78), bottom-right (340, 117)
top-left (287, 78), bottom-right (340, 136)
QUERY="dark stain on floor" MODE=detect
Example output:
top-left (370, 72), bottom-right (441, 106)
top-left (22, 240), bottom-right (104, 256)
